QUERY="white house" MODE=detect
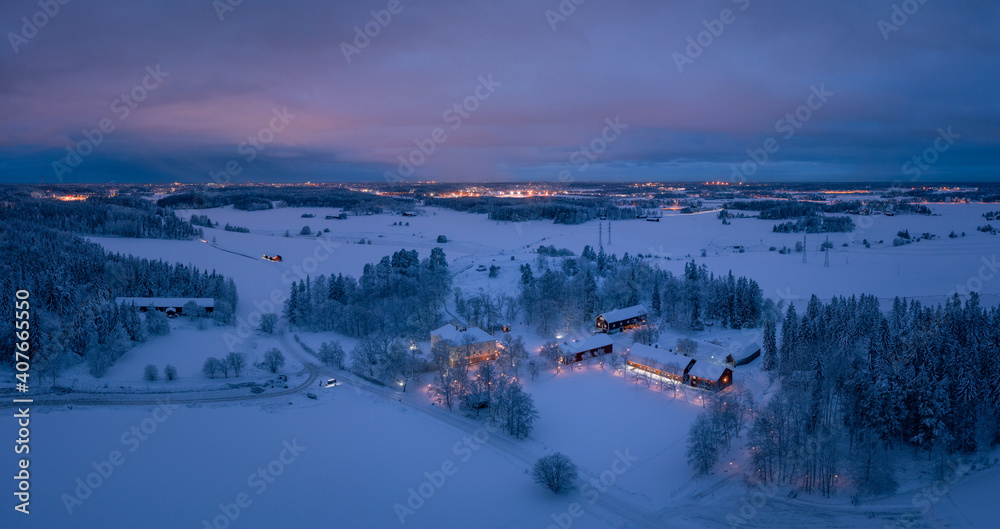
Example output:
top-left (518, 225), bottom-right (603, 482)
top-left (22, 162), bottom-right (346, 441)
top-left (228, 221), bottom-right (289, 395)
top-left (431, 324), bottom-right (497, 366)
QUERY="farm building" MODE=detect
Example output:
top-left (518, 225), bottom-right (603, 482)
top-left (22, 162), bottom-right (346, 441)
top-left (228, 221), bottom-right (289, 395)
top-left (431, 324), bottom-right (498, 366)
top-left (626, 343), bottom-right (694, 384)
top-left (726, 343), bottom-right (761, 367)
top-left (556, 335), bottom-right (614, 365)
top-left (115, 297), bottom-right (214, 317)
top-left (687, 361), bottom-right (733, 391)
top-left (596, 305), bottom-right (647, 333)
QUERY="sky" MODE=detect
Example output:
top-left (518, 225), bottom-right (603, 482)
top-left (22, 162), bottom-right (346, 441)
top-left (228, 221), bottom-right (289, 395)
top-left (1, 0), bottom-right (998, 184)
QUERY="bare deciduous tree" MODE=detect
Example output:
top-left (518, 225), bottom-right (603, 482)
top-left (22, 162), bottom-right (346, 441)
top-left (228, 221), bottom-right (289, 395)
top-left (532, 453), bottom-right (578, 494)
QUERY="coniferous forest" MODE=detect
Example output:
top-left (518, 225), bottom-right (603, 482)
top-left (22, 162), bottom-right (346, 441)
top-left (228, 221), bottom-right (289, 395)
top-left (736, 294), bottom-right (1000, 497)
top-left (0, 202), bottom-right (237, 378)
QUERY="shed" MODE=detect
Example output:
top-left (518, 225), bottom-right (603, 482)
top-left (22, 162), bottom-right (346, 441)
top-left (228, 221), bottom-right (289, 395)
top-left (556, 335), bottom-right (614, 364)
top-left (726, 343), bottom-right (761, 367)
top-left (596, 305), bottom-right (648, 333)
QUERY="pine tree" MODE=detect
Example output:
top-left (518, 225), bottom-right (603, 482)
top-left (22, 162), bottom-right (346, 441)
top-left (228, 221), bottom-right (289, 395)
top-left (762, 319), bottom-right (778, 371)
top-left (779, 304), bottom-right (798, 373)
top-left (651, 276), bottom-right (662, 317)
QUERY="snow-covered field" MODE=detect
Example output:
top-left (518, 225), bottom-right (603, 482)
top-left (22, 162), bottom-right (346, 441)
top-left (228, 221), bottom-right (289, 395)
top-left (4, 204), bottom-right (997, 529)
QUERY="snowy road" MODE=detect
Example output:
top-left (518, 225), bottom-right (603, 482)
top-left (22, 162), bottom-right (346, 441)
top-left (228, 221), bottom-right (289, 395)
top-left (0, 362), bottom-right (320, 408)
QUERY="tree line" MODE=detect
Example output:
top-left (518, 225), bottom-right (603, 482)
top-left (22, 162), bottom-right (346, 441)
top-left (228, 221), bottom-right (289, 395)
top-left (0, 190), bottom-right (201, 240)
top-left (424, 196), bottom-right (649, 225)
top-left (156, 185), bottom-right (411, 214)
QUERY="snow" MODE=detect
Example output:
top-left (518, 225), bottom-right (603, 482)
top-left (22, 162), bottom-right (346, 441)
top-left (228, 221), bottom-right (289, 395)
top-left (598, 304), bottom-right (648, 323)
top-left (7, 389), bottom-right (609, 529)
top-left (115, 297), bottom-right (215, 308)
top-left (687, 360), bottom-right (729, 381)
top-left (557, 334), bottom-right (613, 356)
top-left (8, 202), bottom-right (996, 528)
top-left (627, 343), bottom-right (693, 375)
top-left (431, 324), bottom-right (495, 345)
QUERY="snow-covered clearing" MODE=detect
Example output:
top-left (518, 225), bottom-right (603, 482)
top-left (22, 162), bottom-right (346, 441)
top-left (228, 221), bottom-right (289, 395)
top-left (5, 204), bottom-right (995, 528)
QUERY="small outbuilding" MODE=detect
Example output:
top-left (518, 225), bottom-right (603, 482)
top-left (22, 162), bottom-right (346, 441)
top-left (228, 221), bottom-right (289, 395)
top-left (596, 305), bottom-right (647, 333)
top-left (725, 343), bottom-right (761, 367)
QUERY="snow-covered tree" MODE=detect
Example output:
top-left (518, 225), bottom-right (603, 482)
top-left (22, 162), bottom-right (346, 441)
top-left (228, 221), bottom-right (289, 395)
top-left (318, 340), bottom-right (346, 369)
top-left (259, 313), bottom-right (278, 334)
top-left (687, 414), bottom-right (721, 475)
top-left (263, 349), bottom-right (286, 374)
top-left (226, 352), bottom-right (247, 377)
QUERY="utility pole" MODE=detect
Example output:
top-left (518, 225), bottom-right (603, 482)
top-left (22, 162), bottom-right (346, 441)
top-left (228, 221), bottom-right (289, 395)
top-left (802, 234), bottom-right (807, 264)
top-left (608, 222), bottom-right (612, 246)
top-left (824, 237), bottom-right (830, 268)
top-left (598, 221), bottom-right (603, 250)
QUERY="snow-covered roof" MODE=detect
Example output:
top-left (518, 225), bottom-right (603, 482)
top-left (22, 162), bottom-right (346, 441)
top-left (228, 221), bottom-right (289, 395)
top-left (688, 361), bottom-right (729, 381)
top-left (599, 304), bottom-right (647, 323)
top-left (431, 325), bottom-right (495, 345)
top-left (116, 297), bottom-right (214, 308)
top-left (734, 342), bottom-right (761, 359)
top-left (627, 343), bottom-right (692, 374)
top-left (558, 334), bottom-right (614, 355)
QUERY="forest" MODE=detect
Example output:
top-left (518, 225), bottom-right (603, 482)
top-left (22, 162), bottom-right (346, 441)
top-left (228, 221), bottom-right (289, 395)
top-left (283, 247), bottom-right (451, 338)
top-left (688, 293), bottom-right (1000, 498)
top-left (0, 217), bottom-right (238, 378)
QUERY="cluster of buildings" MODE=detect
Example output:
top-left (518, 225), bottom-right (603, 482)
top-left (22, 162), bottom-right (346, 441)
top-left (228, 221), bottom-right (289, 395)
top-left (429, 304), bottom-right (759, 393)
